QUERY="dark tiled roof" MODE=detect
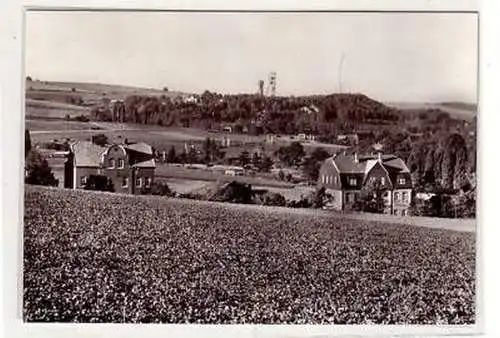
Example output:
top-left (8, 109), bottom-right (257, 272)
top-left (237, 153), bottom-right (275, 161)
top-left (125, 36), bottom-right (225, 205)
top-left (326, 153), bottom-right (411, 189)
top-left (383, 158), bottom-right (410, 173)
top-left (71, 141), bottom-right (106, 167)
top-left (125, 142), bottom-right (153, 155)
top-left (133, 159), bottom-right (156, 168)
top-left (71, 141), bottom-right (155, 168)
top-left (330, 154), bottom-right (366, 173)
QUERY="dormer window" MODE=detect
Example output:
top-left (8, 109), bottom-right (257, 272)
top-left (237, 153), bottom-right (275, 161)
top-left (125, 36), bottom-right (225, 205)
top-left (398, 178), bottom-right (406, 185)
top-left (349, 177), bottom-right (357, 186)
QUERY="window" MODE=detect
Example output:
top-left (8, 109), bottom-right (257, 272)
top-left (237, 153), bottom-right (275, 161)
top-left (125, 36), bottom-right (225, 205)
top-left (122, 178), bottom-right (128, 188)
top-left (349, 177), bottom-right (357, 186)
top-left (380, 177), bottom-right (385, 185)
top-left (384, 191), bottom-right (389, 198)
top-left (398, 178), bottom-right (406, 185)
top-left (321, 175), bottom-right (325, 184)
top-left (394, 192), bottom-right (400, 201)
top-left (118, 159), bottom-right (125, 169)
top-left (402, 192), bottom-right (409, 203)
top-left (145, 177), bottom-right (152, 188)
top-left (136, 177), bottom-right (142, 188)
top-left (80, 176), bottom-right (87, 186)
top-left (110, 159), bottom-right (116, 168)
top-left (334, 176), bottom-right (338, 185)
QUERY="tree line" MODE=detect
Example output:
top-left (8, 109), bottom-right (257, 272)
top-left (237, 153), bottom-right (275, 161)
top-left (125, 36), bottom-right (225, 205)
top-left (91, 91), bottom-right (402, 135)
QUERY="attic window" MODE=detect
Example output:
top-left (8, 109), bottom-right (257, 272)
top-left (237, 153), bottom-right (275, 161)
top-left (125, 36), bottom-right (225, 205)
top-left (349, 178), bottom-right (357, 186)
top-left (398, 178), bottom-right (406, 185)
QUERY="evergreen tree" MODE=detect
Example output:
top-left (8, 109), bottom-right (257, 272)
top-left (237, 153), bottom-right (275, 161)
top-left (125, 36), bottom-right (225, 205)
top-left (25, 129), bottom-right (32, 158)
top-left (25, 150), bottom-right (59, 187)
top-left (167, 145), bottom-right (177, 163)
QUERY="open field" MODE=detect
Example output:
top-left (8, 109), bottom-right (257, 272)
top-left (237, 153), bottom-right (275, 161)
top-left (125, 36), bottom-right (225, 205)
top-left (155, 164), bottom-right (295, 189)
top-left (24, 186), bottom-right (475, 324)
top-left (26, 80), bottom-right (186, 102)
top-left (26, 99), bottom-right (91, 119)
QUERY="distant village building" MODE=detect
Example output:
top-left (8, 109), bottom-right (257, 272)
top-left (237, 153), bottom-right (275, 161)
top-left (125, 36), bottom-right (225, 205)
top-left (183, 95), bottom-right (199, 104)
top-left (64, 141), bottom-right (156, 194)
top-left (297, 133), bottom-right (317, 142)
top-left (415, 192), bottom-right (436, 201)
top-left (184, 142), bottom-right (196, 153)
top-left (337, 134), bottom-right (360, 145)
top-left (221, 136), bottom-right (231, 148)
top-left (300, 105), bottom-right (320, 115)
top-left (265, 134), bottom-right (276, 144)
top-left (317, 151), bottom-right (413, 215)
top-left (222, 125), bottom-right (233, 133)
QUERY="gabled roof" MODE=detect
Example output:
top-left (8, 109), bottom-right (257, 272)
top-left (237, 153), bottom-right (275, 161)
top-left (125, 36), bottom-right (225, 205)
top-left (71, 141), bottom-right (155, 168)
top-left (133, 159), bottom-right (156, 168)
top-left (71, 141), bottom-right (106, 167)
top-left (383, 157), bottom-right (410, 173)
top-left (330, 154), bottom-right (366, 173)
top-left (125, 142), bottom-right (153, 155)
top-left (324, 152), bottom-right (411, 189)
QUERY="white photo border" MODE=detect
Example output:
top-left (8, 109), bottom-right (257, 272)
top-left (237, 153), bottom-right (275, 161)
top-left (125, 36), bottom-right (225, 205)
top-left (2, 0), bottom-right (498, 337)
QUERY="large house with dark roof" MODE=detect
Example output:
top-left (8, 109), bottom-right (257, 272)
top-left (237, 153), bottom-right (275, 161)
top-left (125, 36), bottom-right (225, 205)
top-left (317, 151), bottom-right (412, 215)
top-left (64, 141), bottom-right (155, 194)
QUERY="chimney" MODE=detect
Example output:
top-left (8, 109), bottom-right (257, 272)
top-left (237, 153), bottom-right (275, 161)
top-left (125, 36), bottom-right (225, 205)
top-left (354, 152), bottom-right (358, 163)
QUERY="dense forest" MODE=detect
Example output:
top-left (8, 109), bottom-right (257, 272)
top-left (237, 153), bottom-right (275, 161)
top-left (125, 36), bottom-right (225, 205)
top-left (91, 92), bottom-right (402, 135)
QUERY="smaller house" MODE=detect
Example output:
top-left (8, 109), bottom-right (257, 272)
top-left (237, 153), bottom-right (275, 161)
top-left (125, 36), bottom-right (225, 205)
top-left (64, 141), bottom-right (155, 194)
top-left (221, 136), bottom-right (231, 148)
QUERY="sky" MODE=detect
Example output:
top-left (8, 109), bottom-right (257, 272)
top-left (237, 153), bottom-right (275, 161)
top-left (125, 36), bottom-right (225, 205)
top-left (25, 11), bottom-right (478, 103)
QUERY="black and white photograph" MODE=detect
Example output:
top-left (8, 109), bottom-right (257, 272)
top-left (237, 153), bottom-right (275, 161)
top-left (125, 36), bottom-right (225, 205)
top-left (22, 9), bottom-right (478, 326)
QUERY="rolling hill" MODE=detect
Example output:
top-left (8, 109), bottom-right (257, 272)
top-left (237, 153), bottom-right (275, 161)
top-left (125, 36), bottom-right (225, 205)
top-left (385, 102), bottom-right (477, 121)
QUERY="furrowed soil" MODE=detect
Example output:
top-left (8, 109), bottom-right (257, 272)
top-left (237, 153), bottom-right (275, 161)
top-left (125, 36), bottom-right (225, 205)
top-left (23, 186), bottom-right (475, 324)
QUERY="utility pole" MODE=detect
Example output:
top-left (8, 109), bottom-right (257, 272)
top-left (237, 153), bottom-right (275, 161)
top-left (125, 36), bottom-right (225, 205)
top-left (338, 53), bottom-right (345, 94)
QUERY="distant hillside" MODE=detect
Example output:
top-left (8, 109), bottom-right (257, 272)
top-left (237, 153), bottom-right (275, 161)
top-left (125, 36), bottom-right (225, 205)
top-left (25, 79), bottom-right (189, 119)
top-left (26, 79), bottom-right (188, 103)
top-left (386, 102), bottom-right (476, 121)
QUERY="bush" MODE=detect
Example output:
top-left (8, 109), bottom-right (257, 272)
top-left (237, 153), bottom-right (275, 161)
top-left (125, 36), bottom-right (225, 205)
top-left (149, 182), bottom-right (173, 196)
top-left (73, 115), bottom-right (90, 122)
top-left (209, 181), bottom-right (253, 204)
top-left (261, 192), bottom-right (286, 207)
top-left (91, 134), bottom-right (108, 147)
